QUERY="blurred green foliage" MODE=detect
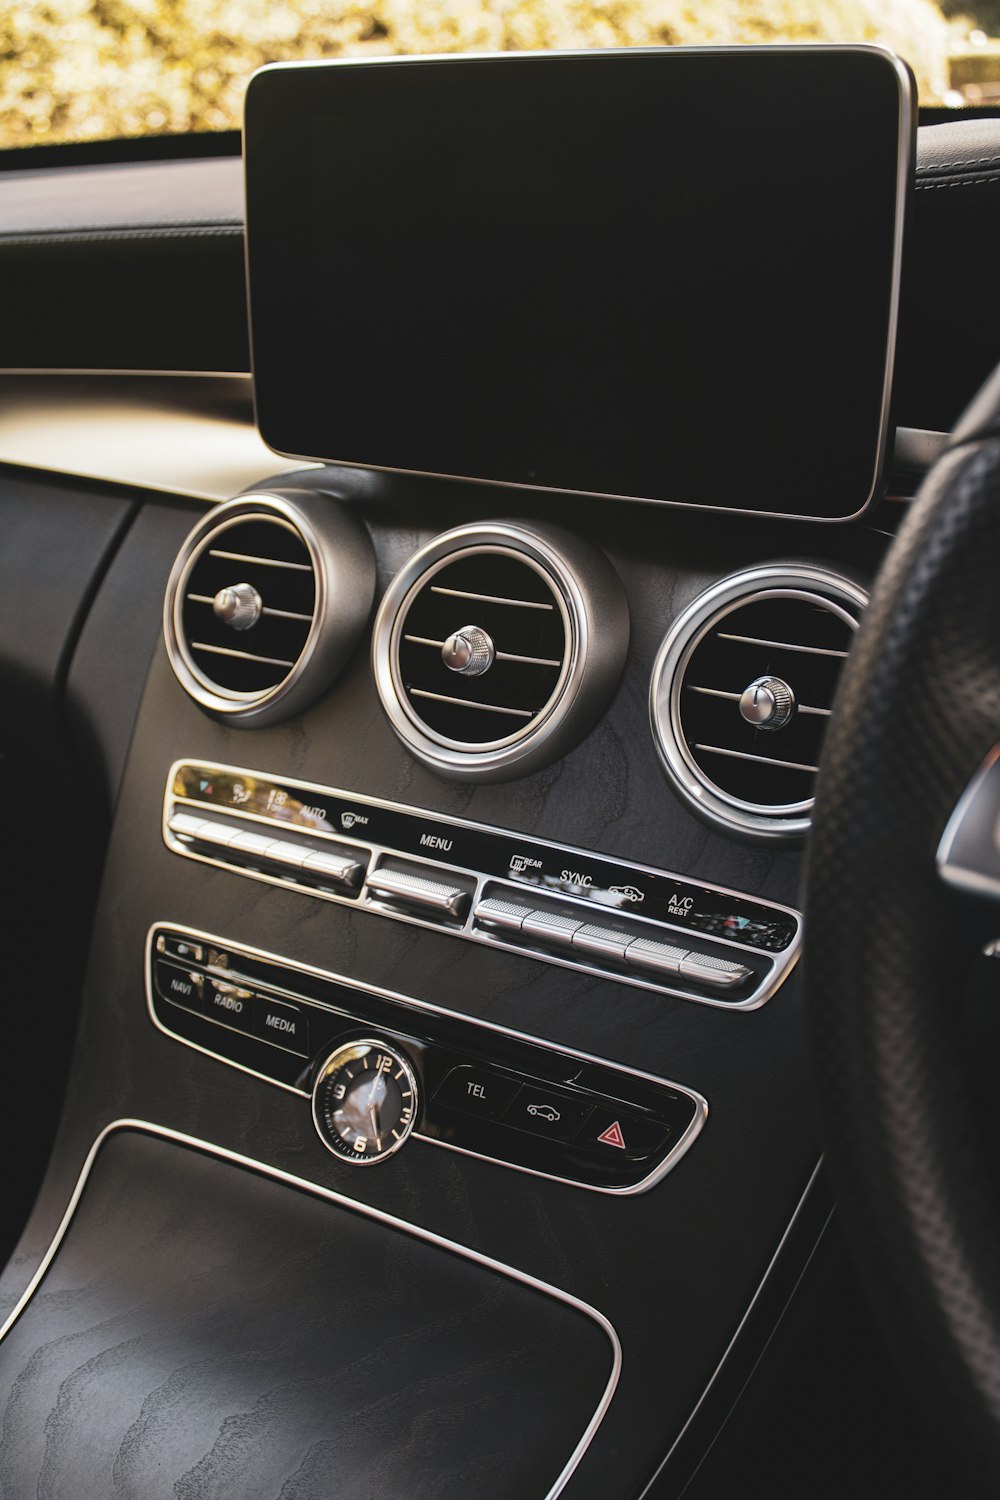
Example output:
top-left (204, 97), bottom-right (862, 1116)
top-left (0, 0), bottom-right (988, 146)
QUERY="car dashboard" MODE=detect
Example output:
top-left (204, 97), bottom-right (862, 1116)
top-left (0, 82), bottom-right (997, 1500)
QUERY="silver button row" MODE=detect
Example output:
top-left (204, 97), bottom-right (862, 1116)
top-left (167, 811), bottom-right (364, 890)
top-left (474, 897), bottom-right (751, 990)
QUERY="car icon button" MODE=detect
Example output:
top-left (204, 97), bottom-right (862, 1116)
top-left (505, 1084), bottom-right (592, 1141)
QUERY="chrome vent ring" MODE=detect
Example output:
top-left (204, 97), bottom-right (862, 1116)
top-left (164, 490), bottom-right (375, 726)
top-left (650, 564), bottom-right (868, 840)
top-left (373, 522), bottom-right (629, 780)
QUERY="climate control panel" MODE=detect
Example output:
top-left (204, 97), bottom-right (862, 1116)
top-left (147, 924), bottom-right (707, 1194)
top-left (163, 761), bottom-right (801, 1010)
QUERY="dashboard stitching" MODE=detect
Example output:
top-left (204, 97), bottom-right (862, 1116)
top-left (917, 154), bottom-right (1000, 173)
top-left (0, 225), bottom-right (244, 246)
top-left (915, 174), bottom-right (1000, 190)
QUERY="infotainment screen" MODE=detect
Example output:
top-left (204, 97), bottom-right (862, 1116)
top-left (245, 48), bottom-right (913, 521)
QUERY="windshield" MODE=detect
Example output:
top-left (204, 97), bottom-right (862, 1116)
top-left (1, 0), bottom-right (997, 149)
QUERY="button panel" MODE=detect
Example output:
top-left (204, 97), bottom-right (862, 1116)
top-left (475, 899), bottom-right (752, 992)
top-left (166, 807), bottom-right (366, 894)
top-left (165, 760), bottom-right (800, 1011)
top-left (148, 924), bottom-right (708, 1194)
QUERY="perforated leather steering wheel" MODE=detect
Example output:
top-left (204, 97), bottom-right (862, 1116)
top-left (805, 364), bottom-right (1000, 1481)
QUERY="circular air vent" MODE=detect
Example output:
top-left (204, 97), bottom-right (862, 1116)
top-left (650, 564), bottom-right (868, 840)
top-left (373, 522), bottom-right (629, 779)
top-left (165, 490), bottom-right (375, 725)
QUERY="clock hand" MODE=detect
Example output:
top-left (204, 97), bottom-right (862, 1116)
top-left (368, 1075), bottom-right (382, 1143)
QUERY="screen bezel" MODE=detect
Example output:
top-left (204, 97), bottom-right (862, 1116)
top-left (244, 46), bottom-right (915, 524)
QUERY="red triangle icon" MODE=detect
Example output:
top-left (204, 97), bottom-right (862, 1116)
top-left (597, 1120), bottom-right (626, 1150)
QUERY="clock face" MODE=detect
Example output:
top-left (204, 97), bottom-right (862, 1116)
top-left (312, 1040), bottom-right (418, 1164)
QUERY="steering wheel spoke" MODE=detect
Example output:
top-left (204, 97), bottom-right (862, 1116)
top-left (939, 744), bottom-right (1000, 903)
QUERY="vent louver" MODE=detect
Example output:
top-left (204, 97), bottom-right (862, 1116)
top-left (397, 550), bottom-right (567, 746)
top-left (650, 566), bottom-right (868, 840)
top-left (165, 491), bottom-right (375, 726)
top-left (181, 515), bottom-right (315, 696)
top-left (373, 522), bottom-right (629, 780)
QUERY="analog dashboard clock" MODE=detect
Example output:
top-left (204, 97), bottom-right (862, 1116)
top-left (311, 1039), bottom-right (418, 1164)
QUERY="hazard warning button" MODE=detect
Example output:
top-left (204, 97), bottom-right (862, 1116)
top-left (585, 1108), bottom-right (671, 1158)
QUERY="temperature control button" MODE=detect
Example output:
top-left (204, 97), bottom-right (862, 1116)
top-left (263, 839), bottom-right (312, 871)
top-left (228, 830), bottom-right (280, 858)
top-left (167, 810), bottom-right (212, 840)
top-left (183, 816), bottom-right (242, 849)
top-left (312, 1039), bottom-right (418, 1164)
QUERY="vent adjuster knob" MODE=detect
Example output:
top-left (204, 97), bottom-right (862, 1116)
top-left (442, 625), bottom-right (495, 678)
top-left (739, 676), bottom-right (795, 731)
top-left (213, 582), bottom-right (263, 632)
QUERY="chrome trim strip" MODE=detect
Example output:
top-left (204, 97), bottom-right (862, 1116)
top-left (144, 921), bottom-right (710, 1196)
top-left (245, 46), bottom-right (913, 525)
top-left (0, 1118), bottom-right (622, 1500)
top-left (163, 758), bottom-right (802, 1011)
top-left (0, 368), bottom-right (251, 379)
top-left (649, 567), bottom-right (869, 842)
top-left (636, 1159), bottom-right (828, 1499)
top-left (0, 372), bottom-right (311, 502)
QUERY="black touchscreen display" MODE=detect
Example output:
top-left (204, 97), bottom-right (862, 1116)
top-left (246, 48), bottom-right (912, 520)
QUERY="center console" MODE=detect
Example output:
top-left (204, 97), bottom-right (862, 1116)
top-left (0, 467), bottom-right (842, 1496)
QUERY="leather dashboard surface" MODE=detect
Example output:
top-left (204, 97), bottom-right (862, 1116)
top-left (0, 119), bottom-right (998, 430)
